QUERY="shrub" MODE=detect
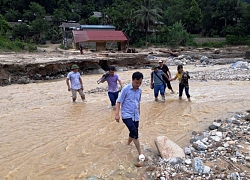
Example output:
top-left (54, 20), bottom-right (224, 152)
top-left (226, 35), bottom-right (250, 45)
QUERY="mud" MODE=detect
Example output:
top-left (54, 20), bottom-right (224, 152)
top-left (0, 46), bottom-right (249, 86)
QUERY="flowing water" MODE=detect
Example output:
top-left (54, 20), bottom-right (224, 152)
top-left (0, 65), bottom-right (250, 180)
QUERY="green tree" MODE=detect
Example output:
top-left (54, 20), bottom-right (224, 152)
top-left (30, 18), bottom-right (50, 43)
top-left (4, 9), bottom-right (22, 22)
top-left (81, 0), bottom-right (95, 18)
top-left (87, 16), bottom-right (99, 24)
top-left (166, 21), bottom-right (192, 47)
top-left (0, 15), bottom-right (11, 35)
top-left (134, 0), bottom-right (163, 45)
top-left (23, 2), bottom-right (46, 22)
top-left (185, 0), bottom-right (202, 33)
top-left (12, 23), bottom-right (30, 40)
top-left (162, 0), bottom-right (187, 26)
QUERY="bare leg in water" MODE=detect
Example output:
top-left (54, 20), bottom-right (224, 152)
top-left (128, 137), bottom-right (142, 155)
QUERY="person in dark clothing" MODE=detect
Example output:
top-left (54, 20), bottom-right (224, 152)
top-left (79, 44), bottom-right (83, 54)
top-left (158, 60), bottom-right (174, 94)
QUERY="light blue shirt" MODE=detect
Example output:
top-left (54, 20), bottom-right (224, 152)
top-left (151, 70), bottom-right (164, 86)
top-left (67, 71), bottom-right (82, 90)
top-left (117, 83), bottom-right (142, 121)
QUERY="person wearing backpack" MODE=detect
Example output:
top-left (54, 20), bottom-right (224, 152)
top-left (150, 66), bottom-right (169, 101)
top-left (169, 65), bottom-right (191, 101)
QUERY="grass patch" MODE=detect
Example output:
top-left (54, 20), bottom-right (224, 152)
top-left (0, 37), bottom-right (37, 52)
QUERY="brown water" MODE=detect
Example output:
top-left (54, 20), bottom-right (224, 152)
top-left (0, 66), bottom-right (250, 180)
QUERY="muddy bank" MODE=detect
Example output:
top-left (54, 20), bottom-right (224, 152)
top-left (0, 54), bottom-right (150, 86)
top-left (0, 46), bottom-right (249, 86)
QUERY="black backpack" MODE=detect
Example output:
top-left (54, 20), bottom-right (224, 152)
top-left (181, 71), bottom-right (190, 86)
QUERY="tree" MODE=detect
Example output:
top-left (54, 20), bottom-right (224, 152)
top-left (162, 0), bottom-right (187, 26)
top-left (12, 23), bottom-right (30, 40)
top-left (87, 16), bottom-right (98, 24)
top-left (167, 21), bottom-right (192, 47)
top-left (23, 2), bottom-right (46, 22)
top-left (134, 0), bottom-right (163, 45)
top-left (4, 9), bottom-right (22, 22)
top-left (0, 15), bottom-right (11, 35)
top-left (30, 18), bottom-right (50, 43)
top-left (81, 0), bottom-right (95, 18)
top-left (185, 0), bottom-right (202, 33)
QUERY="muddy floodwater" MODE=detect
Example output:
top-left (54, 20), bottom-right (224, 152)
top-left (0, 65), bottom-right (250, 180)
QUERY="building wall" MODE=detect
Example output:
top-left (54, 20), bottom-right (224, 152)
top-left (96, 42), bottom-right (106, 51)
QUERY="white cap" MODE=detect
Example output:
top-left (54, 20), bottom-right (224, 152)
top-left (139, 154), bottom-right (145, 162)
top-left (158, 60), bottom-right (163, 63)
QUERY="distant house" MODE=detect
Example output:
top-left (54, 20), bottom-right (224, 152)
top-left (80, 25), bottom-right (116, 31)
top-left (45, 16), bottom-right (52, 22)
top-left (72, 30), bottom-right (128, 51)
top-left (59, 22), bottom-right (81, 30)
top-left (92, 12), bottom-right (102, 18)
top-left (8, 21), bottom-right (23, 27)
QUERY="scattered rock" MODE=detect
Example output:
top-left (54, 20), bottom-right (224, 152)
top-left (146, 111), bottom-right (250, 180)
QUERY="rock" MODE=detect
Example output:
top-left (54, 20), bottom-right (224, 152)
top-left (214, 49), bottom-right (220, 54)
top-left (230, 172), bottom-right (241, 180)
top-left (213, 122), bottom-right (222, 127)
top-left (192, 157), bottom-right (204, 174)
top-left (209, 125), bottom-right (218, 130)
top-left (155, 136), bottom-right (185, 159)
top-left (185, 159), bottom-right (192, 165)
top-left (203, 166), bottom-right (211, 174)
top-left (192, 140), bottom-right (207, 151)
top-left (168, 157), bottom-right (184, 166)
top-left (87, 176), bottom-right (99, 180)
top-left (210, 136), bottom-right (221, 142)
top-left (184, 147), bottom-right (192, 155)
top-left (243, 114), bottom-right (250, 121)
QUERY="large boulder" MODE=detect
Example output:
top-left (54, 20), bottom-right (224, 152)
top-left (155, 136), bottom-right (185, 159)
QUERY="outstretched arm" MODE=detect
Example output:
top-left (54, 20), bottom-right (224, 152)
top-left (169, 76), bottom-right (177, 81)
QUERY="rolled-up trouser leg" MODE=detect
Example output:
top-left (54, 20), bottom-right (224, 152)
top-left (71, 89), bottom-right (77, 101)
top-left (122, 118), bottom-right (139, 139)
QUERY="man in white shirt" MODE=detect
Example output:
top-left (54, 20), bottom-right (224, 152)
top-left (66, 64), bottom-right (85, 102)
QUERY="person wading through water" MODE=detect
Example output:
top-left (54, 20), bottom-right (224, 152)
top-left (169, 65), bottom-right (191, 101)
top-left (158, 60), bottom-right (174, 94)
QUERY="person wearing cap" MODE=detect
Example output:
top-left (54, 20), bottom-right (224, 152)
top-left (150, 66), bottom-right (169, 101)
top-left (158, 60), bottom-right (174, 94)
top-left (66, 64), bottom-right (85, 102)
top-left (100, 66), bottom-right (123, 108)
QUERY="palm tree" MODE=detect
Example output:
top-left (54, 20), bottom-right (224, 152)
top-left (134, 0), bottom-right (162, 46)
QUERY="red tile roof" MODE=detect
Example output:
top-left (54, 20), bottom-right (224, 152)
top-left (73, 30), bottom-right (128, 43)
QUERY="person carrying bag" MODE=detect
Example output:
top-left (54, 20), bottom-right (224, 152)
top-left (150, 66), bottom-right (169, 101)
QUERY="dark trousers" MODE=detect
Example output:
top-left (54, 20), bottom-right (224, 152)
top-left (108, 91), bottom-right (119, 106)
top-left (179, 83), bottom-right (190, 98)
top-left (163, 76), bottom-right (173, 90)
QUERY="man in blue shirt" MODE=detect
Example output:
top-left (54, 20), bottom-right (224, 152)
top-left (115, 71), bottom-right (145, 161)
top-left (150, 66), bottom-right (169, 101)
